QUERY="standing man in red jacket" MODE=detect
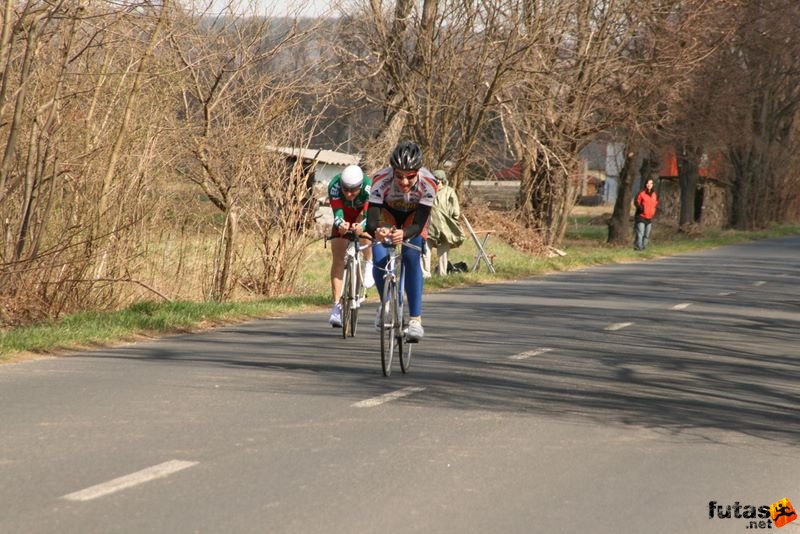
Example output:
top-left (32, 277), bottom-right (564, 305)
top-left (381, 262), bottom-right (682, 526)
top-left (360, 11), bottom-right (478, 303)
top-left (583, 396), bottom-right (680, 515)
top-left (634, 178), bottom-right (658, 251)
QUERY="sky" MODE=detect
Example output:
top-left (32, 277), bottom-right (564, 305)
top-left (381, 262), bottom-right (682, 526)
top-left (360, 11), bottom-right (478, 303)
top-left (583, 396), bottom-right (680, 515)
top-left (205, 0), bottom-right (343, 18)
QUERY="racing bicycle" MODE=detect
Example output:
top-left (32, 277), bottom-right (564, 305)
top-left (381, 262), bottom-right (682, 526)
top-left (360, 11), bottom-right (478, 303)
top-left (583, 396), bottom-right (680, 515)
top-left (375, 238), bottom-right (422, 376)
top-left (327, 231), bottom-right (370, 338)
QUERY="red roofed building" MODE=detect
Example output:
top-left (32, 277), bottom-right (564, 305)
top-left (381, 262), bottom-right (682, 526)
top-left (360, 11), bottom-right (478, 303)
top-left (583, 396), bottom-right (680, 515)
top-left (656, 147), bottom-right (731, 229)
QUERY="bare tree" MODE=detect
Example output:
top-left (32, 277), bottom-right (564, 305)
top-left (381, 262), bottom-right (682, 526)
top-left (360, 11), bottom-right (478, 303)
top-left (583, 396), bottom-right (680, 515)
top-left (0, 0), bottom-right (332, 324)
top-left (166, 4), bottom-right (324, 300)
top-left (604, 0), bottom-right (733, 243)
top-left (716, 0), bottom-right (800, 229)
top-left (500, 0), bottom-right (633, 247)
top-left (0, 2), bottom-right (171, 322)
top-left (333, 0), bottom-right (529, 187)
top-left (483, 0), bottom-right (729, 247)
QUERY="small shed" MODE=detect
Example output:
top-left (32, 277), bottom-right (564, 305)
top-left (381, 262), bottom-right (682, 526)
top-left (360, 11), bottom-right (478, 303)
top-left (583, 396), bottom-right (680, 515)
top-left (655, 148), bottom-right (731, 229)
top-left (267, 147), bottom-right (362, 230)
top-left (267, 146), bottom-right (361, 183)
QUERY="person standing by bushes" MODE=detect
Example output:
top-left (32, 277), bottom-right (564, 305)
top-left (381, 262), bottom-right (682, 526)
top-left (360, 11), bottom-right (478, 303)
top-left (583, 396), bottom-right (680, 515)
top-left (634, 178), bottom-right (658, 251)
top-left (423, 169), bottom-right (465, 275)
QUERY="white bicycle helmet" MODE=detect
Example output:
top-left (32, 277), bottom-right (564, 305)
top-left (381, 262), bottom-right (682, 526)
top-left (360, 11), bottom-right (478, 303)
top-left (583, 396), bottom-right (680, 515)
top-left (340, 165), bottom-right (364, 188)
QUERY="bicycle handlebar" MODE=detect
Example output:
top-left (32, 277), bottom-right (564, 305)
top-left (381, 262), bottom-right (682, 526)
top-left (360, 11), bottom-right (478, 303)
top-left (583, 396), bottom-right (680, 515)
top-left (373, 238), bottom-right (422, 252)
top-left (325, 230), bottom-right (371, 242)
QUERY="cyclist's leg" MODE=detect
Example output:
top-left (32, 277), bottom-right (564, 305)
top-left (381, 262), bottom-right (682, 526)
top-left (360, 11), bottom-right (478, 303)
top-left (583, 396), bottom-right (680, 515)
top-left (361, 236), bottom-right (373, 265)
top-left (359, 235), bottom-right (375, 289)
top-left (330, 237), bottom-right (347, 303)
top-left (372, 243), bottom-right (390, 329)
top-left (372, 243), bottom-right (389, 298)
top-left (329, 236), bottom-right (347, 326)
top-left (355, 214), bottom-right (373, 264)
top-left (402, 235), bottom-right (425, 318)
top-left (402, 235), bottom-right (425, 341)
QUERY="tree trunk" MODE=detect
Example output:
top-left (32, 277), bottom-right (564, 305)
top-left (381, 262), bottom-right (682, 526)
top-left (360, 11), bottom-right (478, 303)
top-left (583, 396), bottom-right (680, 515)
top-left (677, 144), bottom-right (702, 228)
top-left (0, 16), bottom-right (39, 200)
top-left (212, 208), bottom-right (238, 302)
top-left (729, 148), bottom-right (753, 230)
top-left (607, 149), bottom-right (636, 245)
top-left (519, 153), bottom-right (576, 247)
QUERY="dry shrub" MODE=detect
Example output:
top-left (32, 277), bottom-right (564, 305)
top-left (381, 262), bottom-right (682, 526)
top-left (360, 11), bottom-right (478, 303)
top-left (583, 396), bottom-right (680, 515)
top-left (678, 223), bottom-right (704, 236)
top-left (461, 199), bottom-right (547, 255)
top-left (0, 286), bottom-right (47, 327)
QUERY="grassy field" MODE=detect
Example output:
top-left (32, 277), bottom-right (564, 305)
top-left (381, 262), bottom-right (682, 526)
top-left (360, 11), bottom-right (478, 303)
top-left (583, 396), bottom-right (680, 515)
top-left (2, 213), bottom-right (798, 363)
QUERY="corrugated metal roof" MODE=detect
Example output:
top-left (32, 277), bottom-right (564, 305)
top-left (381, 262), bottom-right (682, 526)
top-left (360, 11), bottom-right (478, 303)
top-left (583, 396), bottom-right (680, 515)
top-left (267, 146), bottom-right (360, 166)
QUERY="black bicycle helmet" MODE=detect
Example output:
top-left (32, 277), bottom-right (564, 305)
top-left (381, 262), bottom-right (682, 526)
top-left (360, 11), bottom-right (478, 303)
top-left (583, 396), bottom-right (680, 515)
top-left (390, 140), bottom-right (423, 170)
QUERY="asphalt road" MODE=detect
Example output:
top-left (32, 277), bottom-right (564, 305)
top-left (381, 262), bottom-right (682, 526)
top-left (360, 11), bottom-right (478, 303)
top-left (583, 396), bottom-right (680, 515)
top-left (1, 237), bottom-right (799, 533)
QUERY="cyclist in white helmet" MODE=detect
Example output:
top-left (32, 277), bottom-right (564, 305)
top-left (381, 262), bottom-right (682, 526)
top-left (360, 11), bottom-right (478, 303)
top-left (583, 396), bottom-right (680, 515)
top-left (327, 164), bottom-right (374, 328)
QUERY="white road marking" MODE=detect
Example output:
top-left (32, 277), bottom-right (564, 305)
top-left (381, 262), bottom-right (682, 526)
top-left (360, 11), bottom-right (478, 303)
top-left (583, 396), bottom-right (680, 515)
top-left (671, 303), bottom-right (692, 310)
top-left (753, 281), bottom-right (766, 286)
top-left (718, 291), bottom-right (736, 296)
top-left (61, 460), bottom-right (198, 502)
top-left (510, 348), bottom-right (553, 360)
top-left (605, 322), bottom-right (633, 331)
top-left (352, 387), bottom-right (426, 408)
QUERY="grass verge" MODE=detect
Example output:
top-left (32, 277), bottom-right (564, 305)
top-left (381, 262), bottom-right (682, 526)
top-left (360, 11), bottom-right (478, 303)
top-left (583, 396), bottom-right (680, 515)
top-left (2, 219), bottom-right (798, 363)
top-left (0, 296), bottom-right (327, 363)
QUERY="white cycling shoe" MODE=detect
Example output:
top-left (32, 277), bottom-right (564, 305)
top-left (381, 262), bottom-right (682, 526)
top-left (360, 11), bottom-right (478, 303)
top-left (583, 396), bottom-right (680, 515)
top-left (363, 262), bottom-right (375, 289)
top-left (329, 303), bottom-right (342, 328)
top-left (406, 319), bottom-right (424, 342)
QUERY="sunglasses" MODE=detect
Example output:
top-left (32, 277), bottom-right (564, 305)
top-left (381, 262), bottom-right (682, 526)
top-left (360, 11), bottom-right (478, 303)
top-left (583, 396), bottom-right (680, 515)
top-left (394, 170), bottom-right (418, 182)
top-left (342, 185), bottom-right (361, 193)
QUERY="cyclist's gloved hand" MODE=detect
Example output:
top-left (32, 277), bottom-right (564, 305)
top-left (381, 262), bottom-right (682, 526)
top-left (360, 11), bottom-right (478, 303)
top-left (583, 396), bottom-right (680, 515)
top-left (389, 227), bottom-right (404, 245)
top-left (375, 226), bottom-right (392, 242)
top-left (337, 222), bottom-right (351, 236)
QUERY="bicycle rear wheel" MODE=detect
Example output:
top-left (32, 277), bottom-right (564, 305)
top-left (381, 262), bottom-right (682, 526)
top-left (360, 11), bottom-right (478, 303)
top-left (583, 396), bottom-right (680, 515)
top-left (380, 286), bottom-right (396, 376)
top-left (340, 267), bottom-right (351, 339)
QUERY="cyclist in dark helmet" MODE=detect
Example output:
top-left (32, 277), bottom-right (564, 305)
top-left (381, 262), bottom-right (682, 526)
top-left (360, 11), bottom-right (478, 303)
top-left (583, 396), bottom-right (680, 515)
top-left (366, 140), bottom-right (438, 342)
top-left (390, 140), bottom-right (423, 171)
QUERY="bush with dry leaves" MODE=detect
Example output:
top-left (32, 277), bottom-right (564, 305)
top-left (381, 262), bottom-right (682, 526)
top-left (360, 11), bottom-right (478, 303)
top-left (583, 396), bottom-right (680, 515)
top-left (461, 200), bottom-right (546, 256)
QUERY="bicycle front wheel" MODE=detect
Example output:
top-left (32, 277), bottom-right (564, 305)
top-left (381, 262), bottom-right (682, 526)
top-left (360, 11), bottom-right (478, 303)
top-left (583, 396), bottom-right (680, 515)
top-left (399, 312), bottom-right (412, 373)
top-left (340, 267), bottom-right (352, 339)
top-left (349, 261), bottom-right (362, 338)
top-left (380, 287), bottom-right (396, 376)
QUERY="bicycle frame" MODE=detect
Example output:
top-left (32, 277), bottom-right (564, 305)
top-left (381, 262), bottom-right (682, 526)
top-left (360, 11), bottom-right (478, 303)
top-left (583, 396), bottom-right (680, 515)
top-left (343, 237), bottom-right (370, 307)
